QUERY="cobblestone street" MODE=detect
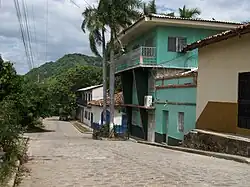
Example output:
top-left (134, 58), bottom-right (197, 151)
top-left (19, 118), bottom-right (250, 187)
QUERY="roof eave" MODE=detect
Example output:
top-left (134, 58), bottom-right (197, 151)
top-left (117, 14), bottom-right (241, 44)
top-left (183, 25), bottom-right (250, 52)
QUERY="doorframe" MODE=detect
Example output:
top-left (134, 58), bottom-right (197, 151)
top-left (163, 110), bottom-right (169, 143)
top-left (238, 72), bottom-right (250, 129)
top-left (147, 110), bottom-right (155, 142)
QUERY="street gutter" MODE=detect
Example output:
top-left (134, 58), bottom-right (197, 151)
top-left (134, 140), bottom-right (250, 165)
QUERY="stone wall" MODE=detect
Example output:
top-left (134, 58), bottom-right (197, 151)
top-left (183, 129), bottom-right (250, 157)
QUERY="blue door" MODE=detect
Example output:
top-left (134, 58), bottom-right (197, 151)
top-left (121, 114), bottom-right (128, 133)
top-left (101, 110), bottom-right (110, 125)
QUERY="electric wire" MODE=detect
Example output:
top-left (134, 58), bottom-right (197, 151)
top-left (45, 0), bottom-right (49, 63)
top-left (21, 0), bottom-right (35, 68)
top-left (13, 0), bottom-right (32, 69)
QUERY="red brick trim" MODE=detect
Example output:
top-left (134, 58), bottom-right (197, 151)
top-left (155, 83), bottom-right (196, 89)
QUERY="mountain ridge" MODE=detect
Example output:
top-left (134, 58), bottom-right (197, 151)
top-left (25, 53), bottom-right (102, 82)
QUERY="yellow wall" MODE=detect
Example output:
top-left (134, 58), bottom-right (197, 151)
top-left (196, 33), bottom-right (250, 134)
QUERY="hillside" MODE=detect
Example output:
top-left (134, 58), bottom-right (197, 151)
top-left (25, 53), bottom-right (102, 82)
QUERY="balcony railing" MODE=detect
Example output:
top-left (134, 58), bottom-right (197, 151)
top-left (76, 98), bottom-right (87, 106)
top-left (115, 46), bottom-right (157, 73)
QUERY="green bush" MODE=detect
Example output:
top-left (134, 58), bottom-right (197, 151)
top-left (0, 99), bottom-right (24, 184)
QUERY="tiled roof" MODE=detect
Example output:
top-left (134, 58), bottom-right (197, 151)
top-left (149, 14), bottom-right (240, 25)
top-left (88, 92), bottom-right (123, 107)
top-left (183, 23), bottom-right (250, 52)
top-left (119, 14), bottom-right (241, 36)
top-left (77, 84), bottom-right (103, 92)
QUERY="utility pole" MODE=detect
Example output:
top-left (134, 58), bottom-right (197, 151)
top-left (109, 31), bottom-right (115, 135)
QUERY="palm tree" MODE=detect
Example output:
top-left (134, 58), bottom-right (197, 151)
top-left (178, 5), bottom-right (201, 18)
top-left (81, 6), bottom-right (108, 120)
top-left (143, 0), bottom-right (157, 15)
top-left (98, 0), bottom-right (141, 133)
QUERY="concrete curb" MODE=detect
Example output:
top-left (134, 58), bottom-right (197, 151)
top-left (6, 136), bottom-right (30, 187)
top-left (136, 140), bottom-right (250, 164)
top-left (71, 121), bottom-right (93, 134)
top-left (7, 160), bottom-right (20, 187)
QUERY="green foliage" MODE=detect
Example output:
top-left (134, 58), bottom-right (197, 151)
top-left (179, 5), bottom-right (201, 18)
top-left (92, 124), bottom-right (110, 139)
top-left (25, 53), bottom-right (102, 82)
top-left (0, 57), bottom-right (25, 184)
top-left (143, 0), bottom-right (156, 15)
top-left (45, 65), bottom-right (102, 116)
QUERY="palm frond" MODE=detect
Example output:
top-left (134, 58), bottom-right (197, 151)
top-left (89, 33), bottom-right (101, 57)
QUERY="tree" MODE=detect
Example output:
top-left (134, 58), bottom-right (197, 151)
top-left (98, 0), bottom-right (141, 132)
top-left (143, 0), bottom-right (156, 15)
top-left (81, 6), bottom-right (108, 121)
top-left (47, 65), bottom-right (102, 116)
top-left (178, 5), bottom-right (201, 18)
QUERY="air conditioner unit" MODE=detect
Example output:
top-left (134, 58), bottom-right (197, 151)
top-left (144, 96), bottom-right (153, 107)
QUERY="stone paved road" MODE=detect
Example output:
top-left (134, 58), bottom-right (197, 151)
top-left (19, 118), bottom-right (250, 187)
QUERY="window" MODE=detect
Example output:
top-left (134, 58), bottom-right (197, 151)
top-left (85, 111), bottom-right (88, 119)
top-left (88, 93), bottom-right (91, 101)
top-left (88, 112), bottom-right (90, 120)
top-left (178, 112), bottom-right (184, 133)
top-left (168, 37), bottom-right (187, 52)
top-left (91, 113), bottom-right (93, 123)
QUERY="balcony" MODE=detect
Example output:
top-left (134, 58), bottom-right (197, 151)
top-left (76, 98), bottom-right (87, 106)
top-left (115, 46), bottom-right (157, 73)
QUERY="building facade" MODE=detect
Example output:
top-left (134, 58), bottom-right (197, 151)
top-left (88, 92), bottom-right (124, 126)
top-left (184, 24), bottom-right (250, 136)
top-left (154, 69), bottom-right (197, 145)
top-left (115, 14), bottom-right (240, 142)
top-left (76, 84), bottom-right (103, 126)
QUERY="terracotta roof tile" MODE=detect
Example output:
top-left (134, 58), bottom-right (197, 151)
top-left (88, 92), bottom-right (123, 107)
top-left (183, 23), bottom-right (250, 51)
top-left (119, 14), bottom-right (241, 37)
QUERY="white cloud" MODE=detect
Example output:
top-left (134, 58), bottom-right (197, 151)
top-left (0, 0), bottom-right (250, 74)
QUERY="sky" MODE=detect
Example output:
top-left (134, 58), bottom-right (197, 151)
top-left (0, 0), bottom-right (250, 74)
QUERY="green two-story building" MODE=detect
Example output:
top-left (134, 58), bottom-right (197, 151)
top-left (115, 14), bottom-right (240, 142)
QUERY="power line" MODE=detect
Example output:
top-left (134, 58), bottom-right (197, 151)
top-left (21, 0), bottom-right (35, 68)
top-left (31, 3), bottom-right (39, 68)
top-left (45, 0), bottom-right (49, 63)
top-left (13, 0), bottom-right (33, 69)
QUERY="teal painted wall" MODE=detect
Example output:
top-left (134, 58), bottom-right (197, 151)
top-left (125, 26), bottom-right (222, 69)
top-left (126, 28), bottom-right (157, 50)
top-left (155, 76), bottom-right (196, 140)
top-left (156, 26), bottom-right (220, 69)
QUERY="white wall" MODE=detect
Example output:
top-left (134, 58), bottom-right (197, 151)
top-left (92, 86), bottom-right (103, 100)
top-left (197, 33), bottom-right (250, 120)
top-left (91, 105), bottom-right (123, 125)
top-left (83, 106), bottom-right (93, 126)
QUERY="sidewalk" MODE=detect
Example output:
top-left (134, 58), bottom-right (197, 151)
top-left (70, 121), bottom-right (93, 134)
top-left (134, 140), bottom-right (250, 164)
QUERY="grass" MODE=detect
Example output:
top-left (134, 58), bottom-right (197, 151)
top-left (0, 137), bottom-right (29, 186)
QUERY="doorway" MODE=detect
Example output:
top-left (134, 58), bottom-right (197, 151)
top-left (238, 72), bottom-right (250, 129)
top-left (147, 111), bottom-right (155, 142)
top-left (163, 111), bottom-right (169, 143)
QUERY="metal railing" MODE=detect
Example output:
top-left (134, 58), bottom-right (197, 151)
top-left (76, 98), bottom-right (87, 106)
top-left (115, 46), bottom-right (157, 72)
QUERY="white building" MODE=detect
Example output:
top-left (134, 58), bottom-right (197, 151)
top-left (88, 92), bottom-right (125, 127)
top-left (76, 84), bottom-right (103, 126)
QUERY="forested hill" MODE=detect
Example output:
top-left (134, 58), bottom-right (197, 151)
top-left (24, 53), bottom-right (102, 82)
